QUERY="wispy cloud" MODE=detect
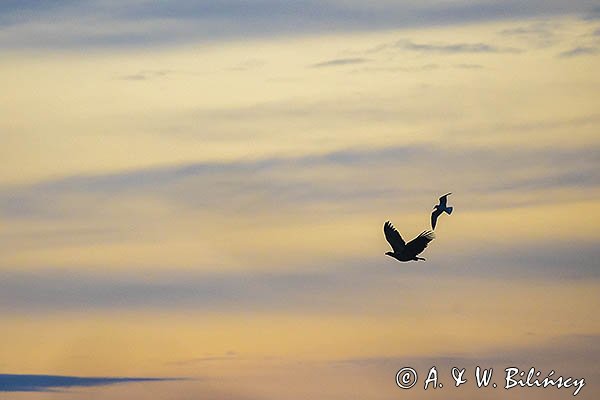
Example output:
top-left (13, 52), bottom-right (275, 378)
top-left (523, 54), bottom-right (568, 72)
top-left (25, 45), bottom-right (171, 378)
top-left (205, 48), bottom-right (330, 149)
top-left (396, 39), bottom-right (521, 54)
top-left (226, 59), bottom-right (265, 71)
top-left (499, 21), bottom-right (561, 47)
top-left (333, 334), bottom-right (600, 380)
top-left (0, 266), bottom-right (361, 313)
top-left (582, 6), bottom-right (600, 20)
top-left (168, 352), bottom-right (239, 366)
top-left (364, 38), bottom-right (522, 54)
top-left (558, 45), bottom-right (599, 57)
top-left (0, 238), bottom-right (598, 313)
top-left (453, 63), bottom-right (484, 69)
top-left (116, 69), bottom-right (173, 81)
top-left (310, 57), bottom-right (369, 68)
top-left (1, 143), bottom-right (597, 222)
top-left (350, 63), bottom-right (439, 73)
top-left (0, 374), bottom-right (178, 392)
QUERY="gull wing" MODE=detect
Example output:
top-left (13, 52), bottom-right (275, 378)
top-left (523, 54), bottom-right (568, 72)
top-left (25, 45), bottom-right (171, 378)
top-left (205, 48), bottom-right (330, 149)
top-left (405, 230), bottom-right (435, 256)
top-left (384, 221), bottom-right (405, 253)
top-left (431, 208), bottom-right (443, 230)
top-left (438, 192), bottom-right (451, 208)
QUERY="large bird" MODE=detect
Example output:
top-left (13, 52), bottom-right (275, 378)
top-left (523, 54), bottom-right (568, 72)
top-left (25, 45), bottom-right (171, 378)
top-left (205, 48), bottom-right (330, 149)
top-left (431, 192), bottom-right (453, 230)
top-left (383, 221), bottom-right (435, 262)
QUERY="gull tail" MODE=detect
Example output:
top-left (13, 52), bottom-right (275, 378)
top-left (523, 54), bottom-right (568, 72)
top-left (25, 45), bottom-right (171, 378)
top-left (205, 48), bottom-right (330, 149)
top-left (445, 206), bottom-right (453, 215)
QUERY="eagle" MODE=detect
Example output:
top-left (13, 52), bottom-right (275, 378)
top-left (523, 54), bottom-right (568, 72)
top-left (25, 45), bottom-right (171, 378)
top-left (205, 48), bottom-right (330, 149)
top-left (383, 221), bottom-right (435, 262)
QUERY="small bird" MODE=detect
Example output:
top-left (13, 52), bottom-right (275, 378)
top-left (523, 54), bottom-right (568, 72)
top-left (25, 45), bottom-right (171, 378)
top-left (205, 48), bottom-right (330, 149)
top-left (431, 192), bottom-right (453, 230)
top-left (383, 221), bottom-right (435, 262)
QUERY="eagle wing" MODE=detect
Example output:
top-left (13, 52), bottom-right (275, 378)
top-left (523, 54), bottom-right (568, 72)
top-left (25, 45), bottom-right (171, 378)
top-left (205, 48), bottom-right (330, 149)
top-left (383, 221), bottom-right (405, 253)
top-left (405, 230), bottom-right (435, 256)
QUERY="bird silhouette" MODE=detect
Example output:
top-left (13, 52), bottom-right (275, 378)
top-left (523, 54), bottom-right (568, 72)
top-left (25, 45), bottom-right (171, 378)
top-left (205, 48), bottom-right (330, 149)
top-left (384, 221), bottom-right (435, 262)
top-left (431, 192), bottom-right (453, 230)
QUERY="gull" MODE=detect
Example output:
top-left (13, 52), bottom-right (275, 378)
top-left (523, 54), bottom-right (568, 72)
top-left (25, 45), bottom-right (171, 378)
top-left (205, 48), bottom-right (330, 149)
top-left (383, 221), bottom-right (435, 262)
top-left (431, 192), bottom-right (453, 230)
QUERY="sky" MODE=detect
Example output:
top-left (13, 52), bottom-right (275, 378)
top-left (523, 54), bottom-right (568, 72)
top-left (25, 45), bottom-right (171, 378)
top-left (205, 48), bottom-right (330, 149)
top-left (1, 1), bottom-right (599, 399)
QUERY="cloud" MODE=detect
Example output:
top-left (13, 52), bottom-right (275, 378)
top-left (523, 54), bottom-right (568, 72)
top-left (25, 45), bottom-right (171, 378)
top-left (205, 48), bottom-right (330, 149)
top-left (499, 21), bottom-right (561, 47)
top-left (310, 57), bottom-right (369, 68)
top-left (489, 113), bottom-right (600, 132)
top-left (453, 63), bottom-right (484, 69)
top-left (116, 69), bottom-right (173, 81)
top-left (0, 145), bottom-right (425, 219)
top-left (487, 168), bottom-right (599, 192)
top-left (582, 6), bottom-right (600, 20)
top-left (0, 1), bottom-right (597, 49)
top-left (0, 266), bottom-right (361, 313)
top-left (167, 352), bottom-right (239, 366)
top-left (447, 242), bottom-right (600, 280)
top-left (0, 237), bottom-right (597, 314)
top-left (333, 334), bottom-right (600, 388)
top-left (350, 63), bottom-right (440, 73)
top-left (226, 59), bottom-right (265, 71)
top-left (335, 334), bottom-right (600, 371)
top-left (364, 38), bottom-right (521, 54)
top-left (1, 143), bottom-right (598, 223)
top-left (501, 25), bottom-right (551, 36)
top-left (0, 374), bottom-right (177, 392)
top-left (558, 45), bottom-right (599, 57)
top-left (395, 39), bottom-right (521, 54)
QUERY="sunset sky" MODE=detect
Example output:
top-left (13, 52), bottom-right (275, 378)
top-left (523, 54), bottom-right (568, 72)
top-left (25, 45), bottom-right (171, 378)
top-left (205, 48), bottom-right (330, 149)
top-left (1, 1), bottom-right (599, 399)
